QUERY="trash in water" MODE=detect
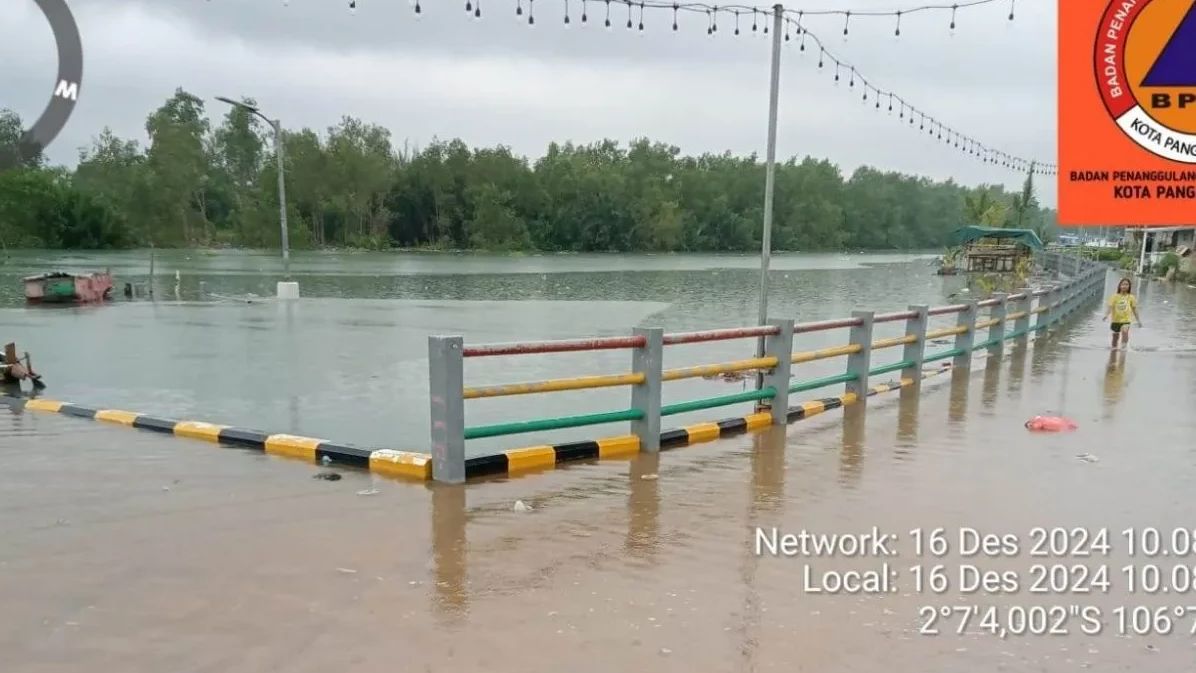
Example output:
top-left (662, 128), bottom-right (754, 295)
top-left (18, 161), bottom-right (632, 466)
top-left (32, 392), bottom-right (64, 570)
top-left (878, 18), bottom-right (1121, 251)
top-left (356, 489), bottom-right (380, 496)
top-left (641, 474), bottom-right (659, 481)
top-left (314, 472), bottom-right (342, 481)
top-left (1076, 453), bottom-right (1099, 463)
top-left (320, 456), bottom-right (333, 466)
top-left (513, 500), bottom-right (533, 512)
top-left (1024, 416), bottom-right (1078, 432)
top-left (336, 568), bottom-right (358, 575)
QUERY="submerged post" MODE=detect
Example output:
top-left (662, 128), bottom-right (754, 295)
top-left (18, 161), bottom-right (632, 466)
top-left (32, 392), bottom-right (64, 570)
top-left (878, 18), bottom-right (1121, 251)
top-left (760, 318), bottom-right (794, 424)
top-left (846, 311), bottom-right (874, 402)
top-left (631, 327), bottom-right (663, 452)
top-left (428, 335), bottom-right (466, 484)
top-left (953, 300), bottom-right (977, 369)
top-left (900, 305), bottom-right (929, 383)
top-left (1014, 288), bottom-right (1032, 344)
top-left (986, 293), bottom-right (1008, 357)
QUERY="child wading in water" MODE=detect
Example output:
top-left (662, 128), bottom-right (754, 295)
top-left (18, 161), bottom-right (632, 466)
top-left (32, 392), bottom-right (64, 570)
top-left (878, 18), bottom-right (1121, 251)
top-left (1102, 278), bottom-right (1142, 350)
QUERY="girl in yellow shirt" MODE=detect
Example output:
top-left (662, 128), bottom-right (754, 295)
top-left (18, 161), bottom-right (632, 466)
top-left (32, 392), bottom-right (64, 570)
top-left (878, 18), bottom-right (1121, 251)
top-left (1102, 278), bottom-right (1142, 349)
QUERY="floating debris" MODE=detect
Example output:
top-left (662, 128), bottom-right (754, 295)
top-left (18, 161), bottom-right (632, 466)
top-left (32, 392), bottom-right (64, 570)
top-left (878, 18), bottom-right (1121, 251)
top-left (336, 568), bottom-right (358, 575)
top-left (1076, 453), bottom-right (1100, 463)
top-left (641, 474), bottom-right (659, 481)
top-left (356, 489), bottom-right (380, 496)
top-left (513, 500), bottom-right (533, 512)
top-left (314, 472), bottom-right (342, 481)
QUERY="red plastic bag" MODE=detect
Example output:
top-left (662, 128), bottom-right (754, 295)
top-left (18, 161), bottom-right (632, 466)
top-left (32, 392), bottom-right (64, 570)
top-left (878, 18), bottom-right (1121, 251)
top-left (1024, 416), bottom-right (1078, 432)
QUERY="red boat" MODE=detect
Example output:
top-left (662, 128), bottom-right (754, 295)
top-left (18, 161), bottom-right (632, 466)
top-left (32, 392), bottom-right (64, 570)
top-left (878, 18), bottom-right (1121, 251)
top-left (23, 271), bottom-right (113, 304)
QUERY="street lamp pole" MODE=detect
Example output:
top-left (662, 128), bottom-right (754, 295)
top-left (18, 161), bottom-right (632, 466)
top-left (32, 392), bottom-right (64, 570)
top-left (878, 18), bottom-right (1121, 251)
top-left (215, 96), bottom-right (294, 289)
top-left (271, 119), bottom-right (290, 280)
top-left (755, 4), bottom-right (784, 390)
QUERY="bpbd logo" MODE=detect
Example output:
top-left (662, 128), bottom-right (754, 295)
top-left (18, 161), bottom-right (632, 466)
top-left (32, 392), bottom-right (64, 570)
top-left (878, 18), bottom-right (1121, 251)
top-left (0, 0), bottom-right (84, 173)
top-left (1096, 0), bottom-right (1196, 164)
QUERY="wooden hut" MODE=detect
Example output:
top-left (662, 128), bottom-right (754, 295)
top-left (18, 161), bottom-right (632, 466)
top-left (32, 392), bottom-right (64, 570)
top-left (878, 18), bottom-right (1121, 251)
top-left (951, 226), bottom-right (1044, 273)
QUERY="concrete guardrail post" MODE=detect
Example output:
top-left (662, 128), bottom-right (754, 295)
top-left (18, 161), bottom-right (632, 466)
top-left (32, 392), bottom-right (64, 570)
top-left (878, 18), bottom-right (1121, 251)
top-left (900, 305), bottom-right (929, 383)
top-left (428, 335), bottom-right (466, 484)
top-left (987, 293), bottom-right (1008, 357)
top-left (952, 300), bottom-right (977, 369)
top-left (631, 327), bottom-right (664, 452)
top-left (760, 319), bottom-right (794, 425)
top-left (1015, 288), bottom-right (1033, 344)
top-left (846, 311), bottom-right (874, 402)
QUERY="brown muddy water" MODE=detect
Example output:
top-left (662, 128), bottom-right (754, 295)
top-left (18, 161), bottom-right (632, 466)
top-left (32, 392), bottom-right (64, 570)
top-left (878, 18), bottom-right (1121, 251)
top-left (2, 254), bottom-right (1195, 672)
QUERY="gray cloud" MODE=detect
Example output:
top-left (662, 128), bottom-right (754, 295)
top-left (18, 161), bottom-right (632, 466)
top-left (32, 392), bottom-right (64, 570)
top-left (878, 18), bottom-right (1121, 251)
top-left (1, 0), bottom-right (1057, 203)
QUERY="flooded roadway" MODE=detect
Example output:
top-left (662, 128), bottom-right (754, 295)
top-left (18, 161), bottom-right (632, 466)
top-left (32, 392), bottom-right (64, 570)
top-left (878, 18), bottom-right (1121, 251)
top-left (2, 269), bottom-right (1195, 672)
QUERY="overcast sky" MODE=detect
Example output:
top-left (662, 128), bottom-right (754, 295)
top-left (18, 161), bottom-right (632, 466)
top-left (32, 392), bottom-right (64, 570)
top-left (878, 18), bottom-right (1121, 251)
top-left (2, 0), bottom-right (1057, 205)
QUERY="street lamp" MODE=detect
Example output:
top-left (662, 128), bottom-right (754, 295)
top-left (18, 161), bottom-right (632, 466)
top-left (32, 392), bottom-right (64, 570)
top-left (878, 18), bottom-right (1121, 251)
top-left (215, 96), bottom-right (294, 293)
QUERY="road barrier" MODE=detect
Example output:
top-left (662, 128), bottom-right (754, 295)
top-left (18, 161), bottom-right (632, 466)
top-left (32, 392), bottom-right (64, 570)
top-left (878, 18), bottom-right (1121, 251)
top-left (428, 250), bottom-right (1107, 483)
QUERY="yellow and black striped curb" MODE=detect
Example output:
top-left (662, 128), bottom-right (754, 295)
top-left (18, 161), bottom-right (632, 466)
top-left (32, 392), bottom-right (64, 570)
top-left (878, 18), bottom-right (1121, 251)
top-left (3, 366), bottom-right (949, 483)
top-left (0, 395), bottom-right (431, 481)
top-left (465, 366), bottom-right (952, 479)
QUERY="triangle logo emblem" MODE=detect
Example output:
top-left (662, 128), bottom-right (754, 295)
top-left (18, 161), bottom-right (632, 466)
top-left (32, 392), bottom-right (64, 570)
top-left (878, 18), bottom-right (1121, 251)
top-left (1141, 1), bottom-right (1196, 86)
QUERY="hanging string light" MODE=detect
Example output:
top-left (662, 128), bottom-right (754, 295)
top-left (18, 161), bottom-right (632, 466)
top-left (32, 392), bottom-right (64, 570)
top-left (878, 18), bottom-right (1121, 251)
top-left (336, 0), bottom-right (1055, 174)
top-left (797, 21), bottom-right (1056, 174)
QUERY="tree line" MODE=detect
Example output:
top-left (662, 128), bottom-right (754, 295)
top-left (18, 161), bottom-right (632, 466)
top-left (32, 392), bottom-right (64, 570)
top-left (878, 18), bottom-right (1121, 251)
top-left (0, 88), bottom-right (1056, 252)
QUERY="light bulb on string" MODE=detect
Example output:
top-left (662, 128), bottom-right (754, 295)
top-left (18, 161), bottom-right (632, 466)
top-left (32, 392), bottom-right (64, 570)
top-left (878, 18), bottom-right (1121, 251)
top-left (528, 0), bottom-right (535, 25)
top-left (706, 9), bottom-right (713, 35)
top-left (834, 61), bottom-right (840, 84)
top-left (863, 86), bottom-right (868, 103)
top-left (517, 0), bottom-right (523, 17)
top-left (798, 28), bottom-right (806, 51)
top-left (919, 114), bottom-right (924, 131)
top-left (580, 0), bottom-right (587, 24)
top-left (1009, 0), bottom-right (1016, 21)
top-left (348, 0), bottom-right (356, 12)
top-left (888, 93), bottom-right (893, 113)
top-left (626, 0), bottom-right (633, 30)
top-left (466, 0), bottom-right (472, 14)
top-left (638, 1), bottom-right (644, 32)
top-left (949, 4), bottom-right (957, 32)
top-left (671, 2), bottom-right (678, 31)
top-left (784, 17), bottom-right (791, 42)
top-left (474, 0), bottom-right (482, 19)
top-left (414, 0), bottom-right (422, 17)
top-left (763, 14), bottom-right (768, 35)
top-left (751, 8), bottom-right (758, 34)
top-left (849, 67), bottom-right (855, 88)
top-left (842, 11), bottom-right (850, 39)
top-left (818, 48), bottom-right (824, 69)
top-left (894, 11), bottom-right (901, 37)
top-left (710, 5), bottom-right (718, 34)
top-left (734, 10), bottom-right (740, 35)
top-left (604, 0), bottom-right (611, 28)
top-left (564, 0), bottom-right (572, 26)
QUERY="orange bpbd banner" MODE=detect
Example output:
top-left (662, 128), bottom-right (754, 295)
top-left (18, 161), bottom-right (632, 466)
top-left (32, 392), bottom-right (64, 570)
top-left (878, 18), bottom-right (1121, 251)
top-left (1059, 0), bottom-right (1196, 226)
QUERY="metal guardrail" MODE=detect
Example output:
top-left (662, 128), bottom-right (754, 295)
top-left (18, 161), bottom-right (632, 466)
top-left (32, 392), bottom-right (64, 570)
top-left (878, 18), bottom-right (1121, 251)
top-left (426, 250), bottom-right (1108, 483)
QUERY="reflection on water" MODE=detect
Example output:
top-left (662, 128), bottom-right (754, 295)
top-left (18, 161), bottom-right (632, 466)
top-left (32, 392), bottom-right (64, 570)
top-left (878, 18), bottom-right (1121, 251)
top-left (839, 405), bottom-right (866, 487)
top-left (1102, 349), bottom-right (1128, 418)
top-left (894, 386), bottom-right (920, 454)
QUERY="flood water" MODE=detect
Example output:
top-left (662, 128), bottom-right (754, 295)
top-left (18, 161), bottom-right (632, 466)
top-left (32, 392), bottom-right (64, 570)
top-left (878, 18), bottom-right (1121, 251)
top-left (2, 251), bottom-right (1195, 672)
top-left (1, 249), bottom-right (970, 455)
